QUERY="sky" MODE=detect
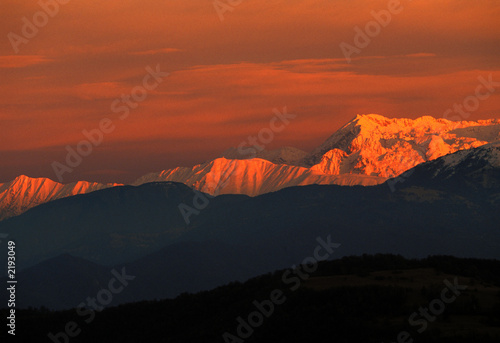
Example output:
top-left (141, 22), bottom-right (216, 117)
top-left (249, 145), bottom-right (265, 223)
top-left (1, 0), bottom-right (500, 183)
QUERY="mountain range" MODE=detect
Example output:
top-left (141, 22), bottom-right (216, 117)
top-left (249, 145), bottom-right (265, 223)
top-left (2, 141), bottom-right (500, 309)
top-left (1, 114), bottom-right (499, 220)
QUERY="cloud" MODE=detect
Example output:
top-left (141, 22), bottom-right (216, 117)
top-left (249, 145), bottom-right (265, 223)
top-left (0, 0), bottom-right (499, 183)
top-left (73, 82), bottom-right (129, 100)
top-left (0, 55), bottom-right (51, 68)
top-left (2, 58), bottom-right (500, 152)
top-left (404, 53), bottom-right (437, 58)
top-left (129, 48), bottom-right (182, 56)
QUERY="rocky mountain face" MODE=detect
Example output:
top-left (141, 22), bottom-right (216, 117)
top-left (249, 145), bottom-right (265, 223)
top-left (133, 157), bottom-right (384, 196)
top-left (304, 114), bottom-right (500, 178)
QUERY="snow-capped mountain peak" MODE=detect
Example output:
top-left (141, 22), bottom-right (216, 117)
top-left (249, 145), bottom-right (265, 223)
top-left (0, 175), bottom-right (119, 221)
top-left (303, 114), bottom-right (500, 178)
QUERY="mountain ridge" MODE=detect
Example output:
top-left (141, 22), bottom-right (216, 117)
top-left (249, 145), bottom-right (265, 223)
top-left (1, 142), bottom-right (499, 298)
top-left (132, 157), bottom-right (385, 196)
top-left (0, 175), bottom-right (120, 221)
top-left (2, 114), bottom-right (499, 220)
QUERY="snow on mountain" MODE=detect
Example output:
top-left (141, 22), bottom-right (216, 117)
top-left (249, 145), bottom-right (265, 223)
top-left (219, 146), bottom-right (308, 166)
top-left (386, 141), bottom-right (500, 194)
top-left (304, 114), bottom-right (500, 178)
top-left (133, 157), bottom-right (385, 196)
top-left (0, 175), bottom-right (119, 221)
top-left (3, 114), bottom-right (499, 220)
top-left (426, 141), bottom-right (500, 179)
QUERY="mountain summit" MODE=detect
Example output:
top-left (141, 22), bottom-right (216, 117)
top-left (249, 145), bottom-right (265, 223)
top-left (304, 114), bottom-right (500, 177)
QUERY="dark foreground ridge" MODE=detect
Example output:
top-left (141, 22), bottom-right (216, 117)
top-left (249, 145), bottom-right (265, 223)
top-left (2, 254), bottom-right (500, 342)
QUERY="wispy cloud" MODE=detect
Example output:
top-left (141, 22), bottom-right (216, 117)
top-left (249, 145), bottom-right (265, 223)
top-left (404, 53), bottom-right (437, 58)
top-left (129, 48), bottom-right (182, 56)
top-left (0, 55), bottom-right (51, 68)
top-left (73, 82), bottom-right (129, 100)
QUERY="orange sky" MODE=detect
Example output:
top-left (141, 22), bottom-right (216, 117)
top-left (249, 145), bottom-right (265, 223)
top-left (1, 0), bottom-right (500, 183)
